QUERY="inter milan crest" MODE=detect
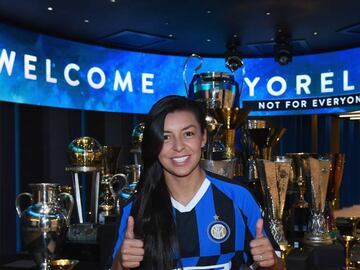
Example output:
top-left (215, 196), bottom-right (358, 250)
top-left (207, 214), bottom-right (230, 243)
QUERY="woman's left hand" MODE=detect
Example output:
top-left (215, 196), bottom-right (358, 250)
top-left (249, 218), bottom-right (277, 268)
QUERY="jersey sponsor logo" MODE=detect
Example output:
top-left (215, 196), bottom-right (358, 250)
top-left (207, 215), bottom-right (230, 243)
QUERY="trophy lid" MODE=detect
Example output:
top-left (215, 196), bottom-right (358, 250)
top-left (67, 136), bottom-right (102, 169)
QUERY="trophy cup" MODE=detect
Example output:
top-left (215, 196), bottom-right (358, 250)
top-left (66, 136), bottom-right (103, 224)
top-left (256, 157), bottom-right (292, 249)
top-left (244, 120), bottom-right (286, 207)
top-left (284, 153), bottom-right (315, 246)
top-left (339, 235), bottom-right (358, 270)
top-left (247, 122), bottom-right (287, 160)
top-left (303, 156), bottom-right (333, 245)
top-left (130, 122), bottom-right (145, 165)
top-left (213, 107), bottom-right (250, 159)
top-left (15, 183), bottom-right (74, 270)
top-left (326, 153), bottom-right (346, 230)
top-left (99, 146), bottom-right (122, 219)
top-left (110, 164), bottom-right (142, 209)
top-left (184, 54), bottom-right (248, 178)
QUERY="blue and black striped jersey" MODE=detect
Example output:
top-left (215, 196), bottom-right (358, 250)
top-left (112, 172), bottom-right (278, 270)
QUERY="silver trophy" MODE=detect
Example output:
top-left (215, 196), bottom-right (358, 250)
top-left (303, 156), bottom-right (333, 245)
top-left (257, 157), bottom-right (292, 246)
top-left (15, 183), bottom-right (74, 270)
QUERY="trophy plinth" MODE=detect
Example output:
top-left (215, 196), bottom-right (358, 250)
top-left (303, 157), bottom-right (333, 246)
top-left (257, 157), bottom-right (291, 245)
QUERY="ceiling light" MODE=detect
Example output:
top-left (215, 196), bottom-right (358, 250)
top-left (206, 38), bottom-right (211, 42)
top-left (47, 7), bottom-right (53, 11)
top-left (168, 34), bottom-right (174, 38)
top-left (206, 10), bottom-right (212, 14)
top-left (266, 12), bottom-right (271, 16)
top-left (349, 117), bottom-right (360, 120)
top-left (313, 31), bottom-right (318, 36)
top-left (110, 0), bottom-right (116, 2)
top-left (339, 113), bottom-right (360, 118)
top-left (84, 19), bottom-right (89, 23)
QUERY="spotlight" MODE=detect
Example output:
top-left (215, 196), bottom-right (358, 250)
top-left (274, 33), bottom-right (292, 65)
top-left (225, 39), bottom-right (244, 73)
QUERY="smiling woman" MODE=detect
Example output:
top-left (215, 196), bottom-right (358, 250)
top-left (109, 95), bottom-right (284, 270)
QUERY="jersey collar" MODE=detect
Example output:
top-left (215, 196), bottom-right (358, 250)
top-left (171, 177), bottom-right (210, 213)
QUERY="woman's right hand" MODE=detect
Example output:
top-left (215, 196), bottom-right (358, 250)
top-left (113, 216), bottom-right (145, 270)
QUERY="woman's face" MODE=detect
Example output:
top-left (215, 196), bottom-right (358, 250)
top-left (158, 110), bottom-right (206, 179)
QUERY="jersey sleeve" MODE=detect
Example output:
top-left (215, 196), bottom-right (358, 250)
top-left (111, 202), bottom-right (133, 258)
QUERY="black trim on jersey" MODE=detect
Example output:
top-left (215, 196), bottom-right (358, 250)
top-left (230, 251), bottom-right (244, 270)
top-left (237, 206), bottom-right (254, 267)
top-left (212, 185), bottom-right (236, 254)
top-left (206, 170), bottom-right (262, 209)
top-left (197, 255), bottom-right (220, 266)
top-left (175, 208), bottom-right (200, 257)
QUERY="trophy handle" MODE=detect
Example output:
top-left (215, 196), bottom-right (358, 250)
top-left (15, 192), bottom-right (33, 217)
top-left (57, 192), bottom-right (74, 226)
top-left (109, 173), bottom-right (128, 197)
top-left (182, 53), bottom-right (203, 97)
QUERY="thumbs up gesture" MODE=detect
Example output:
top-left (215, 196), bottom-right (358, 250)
top-left (114, 216), bottom-right (144, 270)
top-left (249, 218), bottom-right (278, 268)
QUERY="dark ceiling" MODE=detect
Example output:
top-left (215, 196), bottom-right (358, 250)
top-left (0, 0), bottom-right (359, 58)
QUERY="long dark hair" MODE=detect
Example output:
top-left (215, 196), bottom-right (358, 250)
top-left (131, 95), bottom-right (206, 270)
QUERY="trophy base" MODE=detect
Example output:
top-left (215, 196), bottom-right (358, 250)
top-left (200, 159), bottom-right (236, 179)
top-left (66, 223), bottom-right (98, 242)
top-left (50, 259), bottom-right (79, 270)
top-left (303, 233), bottom-right (333, 246)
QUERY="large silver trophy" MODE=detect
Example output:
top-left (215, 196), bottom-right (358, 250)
top-left (184, 54), bottom-right (248, 178)
top-left (303, 156), bottom-right (333, 245)
top-left (15, 183), bottom-right (74, 270)
top-left (256, 157), bottom-right (292, 247)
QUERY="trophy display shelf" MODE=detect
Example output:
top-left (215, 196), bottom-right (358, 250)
top-left (286, 243), bottom-right (345, 270)
top-left (1, 223), bottom-right (118, 270)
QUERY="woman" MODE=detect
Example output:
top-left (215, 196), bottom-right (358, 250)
top-left (111, 95), bottom-right (283, 270)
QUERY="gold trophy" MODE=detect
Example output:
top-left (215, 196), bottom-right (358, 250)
top-left (99, 146), bottom-right (122, 217)
top-left (327, 153), bottom-right (345, 209)
top-left (213, 107), bottom-right (250, 159)
top-left (50, 259), bottom-right (79, 270)
top-left (256, 156), bottom-right (292, 249)
top-left (303, 156), bottom-right (333, 245)
top-left (339, 235), bottom-right (358, 270)
top-left (66, 136), bottom-right (102, 224)
top-left (247, 122), bottom-right (287, 160)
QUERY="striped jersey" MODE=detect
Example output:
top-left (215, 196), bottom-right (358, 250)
top-left (112, 172), bottom-right (277, 270)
